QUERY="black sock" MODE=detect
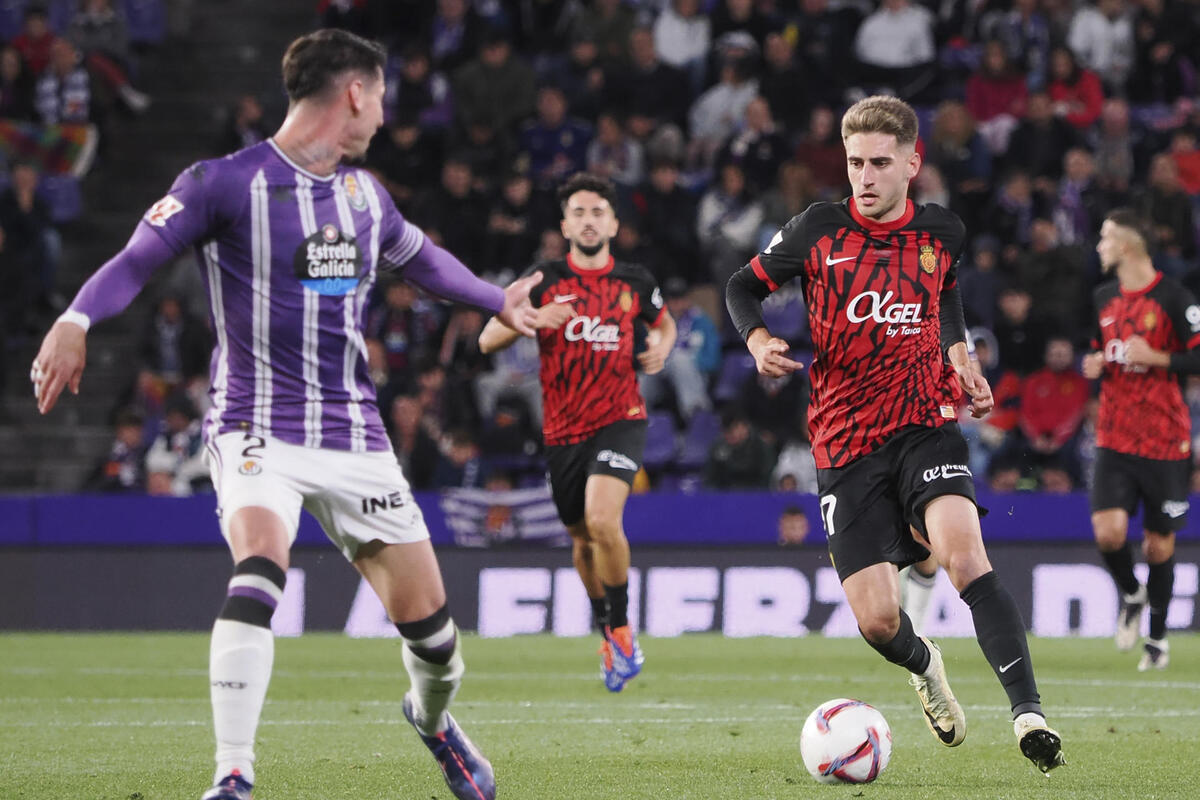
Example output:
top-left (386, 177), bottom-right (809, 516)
top-left (1100, 541), bottom-right (1140, 596)
top-left (863, 609), bottom-right (930, 674)
top-left (1147, 557), bottom-right (1175, 641)
top-left (960, 571), bottom-right (1041, 717)
top-left (604, 582), bottom-right (629, 629)
top-left (590, 596), bottom-right (609, 632)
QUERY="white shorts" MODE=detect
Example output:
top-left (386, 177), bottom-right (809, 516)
top-left (205, 432), bottom-right (429, 560)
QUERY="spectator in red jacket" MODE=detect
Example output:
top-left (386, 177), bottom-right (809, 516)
top-left (1015, 336), bottom-right (1090, 490)
top-left (1047, 45), bottom-right (1104, 130)
top-left (966, 39), bottom-right (1027, 154)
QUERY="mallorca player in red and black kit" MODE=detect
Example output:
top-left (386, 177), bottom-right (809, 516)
top-left (727, 96), bottom-right (1065, 774)
top-left (480, 173), bottom-right (675, 693)
top-left (1083, 209), bottom-right (1200, 672)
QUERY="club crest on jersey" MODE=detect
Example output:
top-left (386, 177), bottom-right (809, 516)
top-left (619, 291), bottom-right (633, 312)
top-left (1143, 311), bottom-right (1157, 330)
top-left (238, 460), bottom-right (262, 476)
top-left (294, 225), bottom-right (362, 295)
top-left (919, 245), bottom-right (937, 274)
top-left (145, 195), bottom-right (184, 227)
top-left (344, 173), bottom-right (368, 211)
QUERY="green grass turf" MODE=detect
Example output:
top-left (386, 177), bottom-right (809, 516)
top-left (1, 633), bottom-right (1197, 799)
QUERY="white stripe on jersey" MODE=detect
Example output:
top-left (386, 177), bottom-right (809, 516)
top-left (358, 169), bottom-right (383, 332)
top-left (382, 219), bottom-right (425, 268)
top-left (332, 179), bottom-right (368, 452)
top-left (250, 169), bottom-right (273, 437)
top-left (295, 174), bottom-right (324, 449)
top-left (203, 241), bottom-right (228, 441)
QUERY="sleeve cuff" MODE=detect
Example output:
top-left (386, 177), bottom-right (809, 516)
top-left (58, 310), bottom-right (91, 332)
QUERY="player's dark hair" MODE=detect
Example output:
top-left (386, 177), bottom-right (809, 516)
top-left (281, 29), bottom-right (387, 103)
top-left (841, 95), bottom-right (919, 147)
top-left (1105, 208), bottom-right (1154, 254)
top-left (557, 172), bottom-right (618, 216)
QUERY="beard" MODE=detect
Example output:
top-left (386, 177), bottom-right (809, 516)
top-left (575, 238), bottom-right (606, 256)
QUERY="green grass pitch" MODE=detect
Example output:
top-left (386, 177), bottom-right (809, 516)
top-left (2, 633), bottom-right (1197, 799)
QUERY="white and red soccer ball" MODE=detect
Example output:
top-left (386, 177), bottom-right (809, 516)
top-left (799, 698), bottom-right (892, 784)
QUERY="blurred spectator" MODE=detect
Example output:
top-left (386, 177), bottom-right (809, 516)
top-left (1003, 91), bottom-right (1078, 190)
top-left (716, 96), bottom-right (789, 196)
top-left (367, 279), bottom-right (444, 390)
top-left (586, 111), bottom-right (644, 190)
top-left (958, 328), bottom-right (1022, 478)
top-left (450, 113), bottom-right (515, 195)
top-left (1067, 0), bottom-right (1135, 95)
top-left (215, 94), bottom-right (269, 155)
top-left (391, 393), bottom-right (439, 490)
top-left (1133, 153), bottom-right (1197, 271)
top-left (607, 27), bottom-right (690, 133)
top-left (687, 36), bottom-right (758, 169)
top-left (389, 45), bottom-right (452, 129)
top-left (144, 394), bottom-right (208, 497)
top-left (438, 307), bottom-right (489, 402)
top-left (429, 0), bottom-right (484, 74)
top-left (1088, 98), bottom-right (1137, 200)
top-left (653, 0), bottom-right (710, 94)
top-left (414, 155), bottom-right (489, 270)
top-left (571, 0), bottom-right (636, 65)
top-left (366, 112), bottom-right (442, 212)
top-left (35, 38), bottom-right (92, 125)
top-left (984, 170), bottom-right (1041, 256)
top-left (0, 46), bottom-right (36, 121)
top-left (452, 26), bottom-right (536, 134)
top-left (433, 428), bottom-right (484, 489)
top-left (965, 40), bottom-right (1027, 156)
top-left (793, 0), bottom-right (862, 107)
top-left (475, 331), bottom-right (542, 431)
top-left (1052, 147), bottom-right (1106, 245)
top-left (0, 226), bottom-right (37, 348)
top-left (1019, 218), bottom-right (1088, 334)
top-left (554, 30), bottom-right (606, 123)
top-left (1046, 45), bottom-right (1103, 130)
top-left (12, 5), bottom-right (54, 77)
top-left (852, 0), bottom-right (936, 102)
top-left (980, 0), bottom-right (1052, 92)
top-left (519, 84), bottom-right (592, 190)
top-left (759, 160), bottom-right (818, 239)
top-left (710, 0), bottom-right (772, 49)
top-left (417, 358), bottom-right (476, 437)
top-left (139, 293), bottom-right (211, 391)
top-left (759, 32), bottom-right (810, 135)
top-left (697, 162), bottom-right (764, 287)
top-left (639, 277), bottom-right (717, 421)
top-left (318, 0), bottom-right (370, 35)
top-left (912, 162), bottom-right (951, 208)
top-left (777, 505), bottom-right (812, 545)
top-left (704, 411), bottom-right (774, 489)
top-left (86, 407), bottom-right (147, 492)
top-left (1170, 127), bottom-right (1200, 196)
top-left (957, 235), bottom-right (1002, 329)
top-left (630, 160), bottom-right (700, 284)
top-left (1008, 336), bottom-right (1090, 490)
top-left (794, 106), bottom-right (847, 200)
top-left (1128, 0), bottom-right (1194, 105)
top-left (773, 418), bottom-right (819, 495)
top-left (68, 0), bottom-right (150, 114)
top-left (483, 169), bottom-right (541, 273)
top-left (993, 284), bottom-right (1048, 376)
top-left (739, 369), bottom-right (808, 449)
top-left (925, 100), bottom-right (991, 228)
top-left (0, 160), bottom-right (62, 315)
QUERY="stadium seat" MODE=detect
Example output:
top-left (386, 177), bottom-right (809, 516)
top-left (713, 351), bottom-right (756, 403)
top-left (642, 411), bottom-right (678, 470)
top-left (124, 0), bottom-right (167, 46)
top-left (677, 409), bottom-right (720, 470)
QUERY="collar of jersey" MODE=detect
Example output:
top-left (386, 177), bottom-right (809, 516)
top-left (567, 253), bottom-right (614, 276)
top-left (848, 197), bottom-right (914, 232)
top-left (267, 138), bottom-right (339, 182)
top-left (1118, 270), bottom-right (1163, 297)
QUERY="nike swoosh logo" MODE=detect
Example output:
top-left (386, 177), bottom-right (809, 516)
top-left (998, 657), bottom-right (1023, 673)
top-left (826, 255), bottom-right (856, 266)
top-left (942, 469), bottom-right (972, 479)
top-left (553, 294), bottom-right (578, 303)
top-left (1100, 317), bottom-right (1115, 326)
top-left (923, 709), bottom-right (958, 744)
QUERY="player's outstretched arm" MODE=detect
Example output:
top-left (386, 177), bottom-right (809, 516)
top-left (401, 240), bottom-right (539, 336)
top-left (948, 341), bottom-right (994, 418)
top-left (480, 292), bottom-right (569, 353)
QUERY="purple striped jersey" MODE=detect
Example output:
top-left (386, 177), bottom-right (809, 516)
top-left (145, 140), bottom-right (424, 452)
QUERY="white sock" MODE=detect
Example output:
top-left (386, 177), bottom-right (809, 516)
top-left (210, 619), bottom-right (274, 785)
top-left (904, 567), bottom-right (937, 637)
top-left (401, 622), bottom-right (463, 736)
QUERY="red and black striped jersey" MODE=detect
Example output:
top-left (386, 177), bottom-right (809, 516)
top-left (1092, 272), bottom-right (1199, 460)
top-left (525, 255), bottom-right (665, 446)
top-left (749, 198), bottom-right (965, 468)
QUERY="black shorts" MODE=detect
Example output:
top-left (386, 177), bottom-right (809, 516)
top-left (1089, 447), bottom-right (1190, 534)
top-left (816, 423), bottom-right (979, 583)
top-left (545, 419), bottom-right (647, 526)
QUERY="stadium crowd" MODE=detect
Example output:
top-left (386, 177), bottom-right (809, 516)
top-left (56, 0), bottom-right (1200, 496)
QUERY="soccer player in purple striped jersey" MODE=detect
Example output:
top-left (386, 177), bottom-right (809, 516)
top-left (30, 29), bottom-right (528, 800)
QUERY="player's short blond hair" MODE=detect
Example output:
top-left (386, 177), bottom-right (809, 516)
top-left (841, 95), bottom-right (919, 147)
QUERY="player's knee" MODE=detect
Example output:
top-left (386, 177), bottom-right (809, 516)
top-left (1091, 514), bottom-right (1126, 551)
top-left (1143, 533), bottom-right (1175, 564)
top-left (940, 551), bottom-right (989, 592)
top-left (584, 508), bottom-right (623, 544)
top-left (218, 556), bottom-right (287, 629)
top-left (858, 613), bottom-right (901, 645)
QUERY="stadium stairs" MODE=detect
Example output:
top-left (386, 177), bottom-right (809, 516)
top-left (0, 1), bottom-right (313, 492)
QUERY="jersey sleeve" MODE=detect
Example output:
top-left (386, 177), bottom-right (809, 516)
top-left (927, 205), bottom-right (967, 290)
top-left (633, 267), bottom-right (665, 325)
top-left (140, 161), bottom-right (226, 255)
top-left (376, 194), bottom-right (428, 272)
top-left (519, 262), bottom-right (556, 308)
top-left (748, 205), bottom-right (820, 293)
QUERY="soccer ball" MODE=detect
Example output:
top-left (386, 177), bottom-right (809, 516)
top-left (799, 698), bottom-right (892, 784)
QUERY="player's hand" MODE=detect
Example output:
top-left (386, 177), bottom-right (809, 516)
top-left (954, 360), bottom-right (994, 418)
top-left (498, 270), bottom-right (542, 337)
top-left (1123, 335), bottom-right (1163, 368)
top-left (535, 300), bottom-right (574, 330)
top-left (1082, 351), bottom-right (1105, 379)
top-left (747, 329), bottom-right (802, 377)
top-left (637, 328), bottom-right (670, 375)
top-left (31, 319), bottom-right (87, 415)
